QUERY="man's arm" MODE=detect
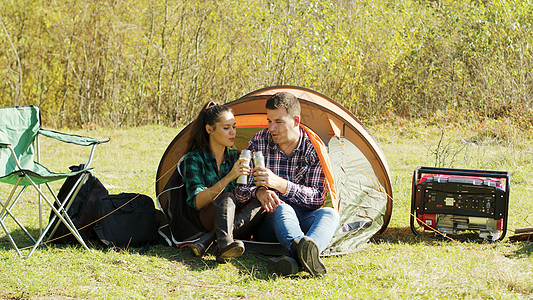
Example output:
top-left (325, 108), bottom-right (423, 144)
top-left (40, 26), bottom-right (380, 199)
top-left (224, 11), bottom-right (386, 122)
top-left (283, 172), bottom-right (326, 210)
top-left (253, 152), bottom-right (326, 210)
top-left (282, 154), bottom-right (326, 210)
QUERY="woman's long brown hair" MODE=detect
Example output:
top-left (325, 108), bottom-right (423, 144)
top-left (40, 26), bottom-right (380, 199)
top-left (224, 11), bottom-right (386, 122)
top-left (185, 101), bottom-right (232, 153)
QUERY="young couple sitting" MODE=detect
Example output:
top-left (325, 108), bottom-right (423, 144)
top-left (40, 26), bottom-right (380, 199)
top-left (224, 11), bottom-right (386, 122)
top-left (181, 92), bottom-right (339, 277)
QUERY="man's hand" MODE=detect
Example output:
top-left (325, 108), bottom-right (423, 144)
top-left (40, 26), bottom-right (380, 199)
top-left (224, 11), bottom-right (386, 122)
top-left (252, 166), bottom-right (288, 194)
top-left (255, 187), bottom-right (282, 213)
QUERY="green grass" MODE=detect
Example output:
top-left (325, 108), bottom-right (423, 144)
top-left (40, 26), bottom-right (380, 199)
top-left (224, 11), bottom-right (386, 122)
top-left (1, 124), bottom-right (532, 299)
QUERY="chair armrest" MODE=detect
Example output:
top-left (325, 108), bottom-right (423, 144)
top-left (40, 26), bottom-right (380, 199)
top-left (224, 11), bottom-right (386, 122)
top-left (39, 129), bottom-right (110, 146)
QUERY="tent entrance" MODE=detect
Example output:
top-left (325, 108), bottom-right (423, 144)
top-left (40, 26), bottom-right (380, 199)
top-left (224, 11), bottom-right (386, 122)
top-left (155, 85), bottom-right (393, 256)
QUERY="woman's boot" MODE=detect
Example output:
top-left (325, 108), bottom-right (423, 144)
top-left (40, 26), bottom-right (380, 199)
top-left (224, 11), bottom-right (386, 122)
top-left (188, 231), bottom-right (215, 258)
top-left (213, 193), bottom-right (245, 261)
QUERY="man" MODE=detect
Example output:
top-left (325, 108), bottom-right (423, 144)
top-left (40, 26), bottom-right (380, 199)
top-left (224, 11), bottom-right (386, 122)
top-left (235, 92), bottom-right (339, 277)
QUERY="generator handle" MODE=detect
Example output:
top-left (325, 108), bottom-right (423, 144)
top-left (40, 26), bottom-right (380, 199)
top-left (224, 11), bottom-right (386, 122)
top-left (410, 168), bottom-right (424, 237)
top-left (415, 166), bottom-right (509, 180)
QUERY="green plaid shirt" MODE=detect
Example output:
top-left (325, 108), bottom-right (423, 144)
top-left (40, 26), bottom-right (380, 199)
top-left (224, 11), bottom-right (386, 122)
top-left (181, 146), bottom-right (239, 209)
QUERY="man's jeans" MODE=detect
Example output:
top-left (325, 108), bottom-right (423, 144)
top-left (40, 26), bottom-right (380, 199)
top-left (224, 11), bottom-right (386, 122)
top-left (253, 203), bottom-right (340, 253)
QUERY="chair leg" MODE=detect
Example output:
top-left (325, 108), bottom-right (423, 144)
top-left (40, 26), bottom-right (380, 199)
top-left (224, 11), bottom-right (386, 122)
top-left (2, 186), bottom-right (28, 221)
top-left (0, 217), bottom-right (23, 257)
top-left (35, 135), bottom-right (42, 236)
top-left (0, 176), bottom-right (22, 219)
top-left (25, 175), bottom-right (89, 258)
top-left (0, 198), bottom-right (37, 243)
top-left (0, 173), bottom-right (91, 258)
top-left (46, 174), bottom-right (86, 242)
top-left (0, 183), bottom-right (36, 243)
top-left (0, 180), bottom-right (30, 257)
top-left (44, 177), bottom-right (87, 241)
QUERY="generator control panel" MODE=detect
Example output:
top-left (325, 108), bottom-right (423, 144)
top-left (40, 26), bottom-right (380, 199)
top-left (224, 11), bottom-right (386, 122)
top-left (416, 175), bottom-right (506, 219)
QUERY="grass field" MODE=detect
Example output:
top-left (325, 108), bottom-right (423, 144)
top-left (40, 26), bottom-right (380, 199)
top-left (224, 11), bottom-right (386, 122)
top-left (1, 124), bottom-right (532, 299)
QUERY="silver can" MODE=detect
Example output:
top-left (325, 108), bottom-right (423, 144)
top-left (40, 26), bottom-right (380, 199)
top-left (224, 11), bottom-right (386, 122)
top-left (253, 151), bottom-right (265, 168)
top-left (236, 150), bottom-right (251, 184)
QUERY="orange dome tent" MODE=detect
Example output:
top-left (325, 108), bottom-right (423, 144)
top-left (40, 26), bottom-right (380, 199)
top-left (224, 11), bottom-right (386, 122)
top-left (156, 86), bottom-right (392, 256)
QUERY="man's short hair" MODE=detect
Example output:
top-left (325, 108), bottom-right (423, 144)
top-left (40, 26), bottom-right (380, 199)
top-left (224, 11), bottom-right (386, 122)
top-left (265, 92), bottom-right (301, 117)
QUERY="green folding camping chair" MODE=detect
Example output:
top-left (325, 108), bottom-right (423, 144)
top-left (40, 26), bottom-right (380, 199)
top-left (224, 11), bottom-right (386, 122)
top-left (0, 105), bottom-right (109, 257)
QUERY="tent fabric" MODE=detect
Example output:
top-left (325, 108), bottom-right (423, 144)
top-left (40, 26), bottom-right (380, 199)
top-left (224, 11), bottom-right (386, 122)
top-left (322, 137), bottom-right (389, 255)
top-left (300, 124), bottom-right (338, 209)
top-left (156, 86), bottom-right (393, 256)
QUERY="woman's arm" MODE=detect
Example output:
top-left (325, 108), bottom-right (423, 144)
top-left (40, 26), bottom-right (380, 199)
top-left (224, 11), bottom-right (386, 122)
top-left (194, 172), bottom-right (235, 209)
top-left (195, 157), bottom-right (250, 209)
top-left (183, 152), bottom-right (249, 210)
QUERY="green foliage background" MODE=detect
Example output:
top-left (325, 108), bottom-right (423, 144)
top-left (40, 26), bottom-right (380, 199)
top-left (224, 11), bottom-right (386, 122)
top-left (1, 0), bottom-right (532, 128)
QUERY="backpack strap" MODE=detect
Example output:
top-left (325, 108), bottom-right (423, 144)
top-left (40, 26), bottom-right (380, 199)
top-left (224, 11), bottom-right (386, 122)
top-left (93, 223), bottom-right (111, 247)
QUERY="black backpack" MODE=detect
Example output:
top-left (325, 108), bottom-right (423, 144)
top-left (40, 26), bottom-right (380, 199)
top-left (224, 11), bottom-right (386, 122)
top-left (48, 165), bottom-right (159, 248)
top-left (47, 164), bottom-right (108, 244)
top-left (93, 193), bottom-right (159, 247)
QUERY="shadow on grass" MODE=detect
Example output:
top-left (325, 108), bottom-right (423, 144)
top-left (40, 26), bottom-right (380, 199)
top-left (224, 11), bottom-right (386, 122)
top-left (0, 229), bottom-right (289, 280)
top-left (0, 227), bottom-right (46, 254)
top-left (143, 244), bottom-right (316, 280)
top-left (153, 245), bottom-right (294, 280)
top-left (3, 225), bottom-right (505, 256)
top-left (508, 241), bottom-right (533, 258)
top-left (371, 226), bottom-right (435, 245)
top-left (0, 225), bottom-right (450, 258)
top-left (370, 226), bottom-right (498, 245)
top-left (0, 227), bottom-right (168, 258)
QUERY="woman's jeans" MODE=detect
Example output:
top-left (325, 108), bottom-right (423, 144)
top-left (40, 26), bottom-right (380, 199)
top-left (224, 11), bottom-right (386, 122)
top-left (253, 203), bottom-right (340, 253)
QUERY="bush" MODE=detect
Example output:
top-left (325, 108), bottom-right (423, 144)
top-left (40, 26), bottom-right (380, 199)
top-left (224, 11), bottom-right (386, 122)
top-left (0, 0), bottom-right (531, 128)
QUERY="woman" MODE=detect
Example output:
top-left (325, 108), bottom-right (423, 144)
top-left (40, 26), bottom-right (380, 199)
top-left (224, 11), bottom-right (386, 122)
top-left (181, 101), bottom-right (264, 262)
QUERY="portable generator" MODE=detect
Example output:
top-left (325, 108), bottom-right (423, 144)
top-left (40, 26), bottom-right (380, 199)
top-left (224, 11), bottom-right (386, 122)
top-left (410, 167), bottom-right (510, 241)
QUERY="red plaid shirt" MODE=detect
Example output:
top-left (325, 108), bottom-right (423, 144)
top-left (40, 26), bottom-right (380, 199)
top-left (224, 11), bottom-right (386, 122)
top-left (235, 128), bottom-right (326, 210)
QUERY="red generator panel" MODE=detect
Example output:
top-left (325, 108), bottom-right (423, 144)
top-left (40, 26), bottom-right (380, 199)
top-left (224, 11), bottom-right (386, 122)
top-left (410, 167), bottom-right (510, 241)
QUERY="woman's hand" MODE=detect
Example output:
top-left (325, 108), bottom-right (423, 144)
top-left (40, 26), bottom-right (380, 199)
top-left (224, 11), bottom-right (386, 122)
top-left (228, 157), bottom-right (251, 180)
